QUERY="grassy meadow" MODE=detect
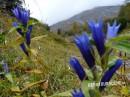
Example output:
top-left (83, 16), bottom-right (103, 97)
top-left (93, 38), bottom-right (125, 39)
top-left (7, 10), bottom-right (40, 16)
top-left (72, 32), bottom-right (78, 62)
top-left (0, 12), bottom-right (83, 96)
top-left (0, 3), bottom-right (130, 97)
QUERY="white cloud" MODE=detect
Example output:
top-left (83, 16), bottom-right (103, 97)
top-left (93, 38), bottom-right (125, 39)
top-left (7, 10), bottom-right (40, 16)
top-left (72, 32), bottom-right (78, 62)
top-left (25, 0), bottom-right (125, 25)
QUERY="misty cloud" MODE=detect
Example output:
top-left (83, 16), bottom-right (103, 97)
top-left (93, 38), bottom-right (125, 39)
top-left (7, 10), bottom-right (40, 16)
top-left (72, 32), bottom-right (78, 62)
top-left (25, 0), bottom-right (125, 25)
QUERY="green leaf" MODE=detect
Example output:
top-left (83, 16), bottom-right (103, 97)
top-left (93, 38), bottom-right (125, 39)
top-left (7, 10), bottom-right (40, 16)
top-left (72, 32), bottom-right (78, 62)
top-left (84, 69), bottom-right (94, 80)
top-left (41, 91), bottom-right (47, 97)
top-left (81, 80), bottom-right (91, 97)
top-left (101, 47), bottom-right (112, 70)
top-left (81, 81), bottom-right (102, 97)
top-left (106, 34), bottom-right (130, 54)
top-left (114, 41), bottom-right (130, 53)
top-left (107, 56), bottom-right (119, 68)
top-left (28, 19), bottom-right (38, 26)
top-left (89, 89), bottom-right (101, 97)
top-left (107, 39), bottom-right (130, 53)
top-left (5, 73), bottom-right (14, 84)
top-left (107, 34), bottom-right (130, 44)
top-left (8, 27), bottom-right (17, 33)
top-left (92, 46), bottom-right (101, 66)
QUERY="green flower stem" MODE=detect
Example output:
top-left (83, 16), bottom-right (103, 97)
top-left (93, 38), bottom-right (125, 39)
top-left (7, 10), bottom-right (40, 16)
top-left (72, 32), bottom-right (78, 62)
top-left (91, 65), bottom-right (100, 81)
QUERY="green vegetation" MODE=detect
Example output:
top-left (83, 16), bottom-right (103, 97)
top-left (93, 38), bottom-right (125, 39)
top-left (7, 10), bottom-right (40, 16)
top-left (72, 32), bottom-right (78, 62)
top-left (0, 11), bottom-right (81, 96)
top-left (119, 2), bottom-right (130, 22)
top-left (0, 1), bottom-right (130, 97)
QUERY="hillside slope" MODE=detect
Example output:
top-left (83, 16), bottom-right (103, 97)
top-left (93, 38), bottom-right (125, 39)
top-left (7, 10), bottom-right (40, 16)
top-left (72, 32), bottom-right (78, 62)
top-left (0, 11), bottom-right (80, 96)
top-left (51, 6), bottom-right (121, 32)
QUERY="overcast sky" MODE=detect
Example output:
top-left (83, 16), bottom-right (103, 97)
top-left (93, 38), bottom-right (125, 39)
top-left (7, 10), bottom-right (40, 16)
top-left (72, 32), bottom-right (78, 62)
top-left (25, 0), bottom-right (125, 25)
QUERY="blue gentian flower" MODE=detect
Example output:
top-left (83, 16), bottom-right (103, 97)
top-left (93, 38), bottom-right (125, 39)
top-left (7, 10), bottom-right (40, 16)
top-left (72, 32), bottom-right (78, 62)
top-left (74, 33), bottom-right (95, 69)
top-left (2, 61), bottom-right (9, 73)
top-left (72, 89), bottom-right (85, 97)
top-left (12, 22), bottom-right (19, 27)
top-left (107, 21), bottom-right (121, 39)
top-left (88, 19), bottom-right (105, 56)
top-left (70, 57), bottom-right (87, 81)
top-left (12, 6), bottom-right (30, 26)
top-left (99, 59), bottom-right (123, 91)
top-left (16, 28), bottom-right (24, 36)
top-left (26, 25), bottom-right (33, 46)
top-left (20, 43), bottom-right (29, 56)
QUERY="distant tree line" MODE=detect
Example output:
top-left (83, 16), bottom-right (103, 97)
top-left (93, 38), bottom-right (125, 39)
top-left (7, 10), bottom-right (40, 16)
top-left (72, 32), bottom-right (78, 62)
top-left (57, 21), bottom-right (89, 37)
top-left (119, 1), bottom-right (130, 22)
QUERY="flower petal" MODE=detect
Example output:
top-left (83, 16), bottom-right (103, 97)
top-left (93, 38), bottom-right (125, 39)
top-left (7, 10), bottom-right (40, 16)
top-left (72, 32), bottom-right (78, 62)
top-left (2, 61), bottom-right (9, 73)
top-left (26, 25), bottom-right (33, 46)
top-left (74, 33), bottom-right (95, 69)
top-left (88, 19), bottom-right (105, 56)
top-left (69, 57), bottom-right (87, 81)
top-left (72, 89), bottom-right (85, 97)
top-left (107, 20), bottom-right (120, 39)
top-left (12, 6), bottom-right (30, 26)
top-left (16, 28), bottom-right (24, 36)
top-left (20, 43), bottom-right (29, 56)
top-left (99, 59), bottom-right (123, 91)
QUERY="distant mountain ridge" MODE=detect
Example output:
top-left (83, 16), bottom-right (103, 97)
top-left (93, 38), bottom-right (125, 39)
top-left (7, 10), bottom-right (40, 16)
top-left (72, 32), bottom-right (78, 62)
top-left (50, 6), bottom-right (121, 32)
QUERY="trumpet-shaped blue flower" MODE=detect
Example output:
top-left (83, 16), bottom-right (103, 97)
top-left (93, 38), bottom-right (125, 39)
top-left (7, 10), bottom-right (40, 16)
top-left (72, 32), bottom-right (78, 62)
top-left (20, 43), bottom-right (29, 56)
top-left (12, 6), bottom-right (30, 26)
top-left (72, 89), bottom-right (85, 97)
top-left (99, 59), bottom-right (123, 91)
top-left (26, 25), bottom-right (33, 46)
top-left (70, 57), bottom-right (87, 81)
top-left (88, 19), bottom-right (105, 56)
top-left (107, 21), bottom-right (121, 39)
top-left (74, 33), bottom-right (95, 69)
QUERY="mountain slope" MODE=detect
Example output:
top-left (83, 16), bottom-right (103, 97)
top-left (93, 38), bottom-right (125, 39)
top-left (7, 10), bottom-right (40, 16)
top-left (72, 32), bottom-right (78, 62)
top-left (50, 6), bottom-right (121, 32)
top-left (0, 11), bottom-right (79, 96)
